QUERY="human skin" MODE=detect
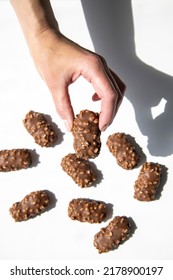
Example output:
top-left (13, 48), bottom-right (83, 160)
top-left (11, 0), bottom-right (125, 131)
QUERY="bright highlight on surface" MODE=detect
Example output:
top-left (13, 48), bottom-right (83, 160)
top-left (151, 97), bottom-right (167, 119)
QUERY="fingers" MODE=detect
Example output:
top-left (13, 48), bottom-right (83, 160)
top-left (44, 42), bottom-right (125, 132)
top-left (109, 69), bottom-right (126, 95)
top-left (106, 69), bottom-right (126, 115)
top-left (99, 89), bottom-right (118, 131)
top-left (88, 56), bottom-right (125, 131)
top-left (51, 56), bottom-right (125, 133)
top-left (51, 83), bottom-right (74, 131)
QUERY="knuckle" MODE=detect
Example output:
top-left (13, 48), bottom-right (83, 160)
top-left (87, 53), bottom-right (103, 69)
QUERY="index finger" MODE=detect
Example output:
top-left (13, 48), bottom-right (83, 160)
top-left (90, 67), bottom-right (121, 131)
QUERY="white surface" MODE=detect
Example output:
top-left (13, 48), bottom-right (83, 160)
top-left (0, 0), bottom-right (172, 260)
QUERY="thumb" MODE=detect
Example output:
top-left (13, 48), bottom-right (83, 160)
top-left (51, 84), bottom-right (74, 131)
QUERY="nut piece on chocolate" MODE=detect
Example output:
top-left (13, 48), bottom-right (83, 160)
top-left (72, 109), bottom-right (101, 159)
top-left (23, 110), bottom-right (57, 147)
top-left (68, 198), bottom-right (106, 223)
top-left (0, 149), bottom-right (32, 172)
top-left (9, 190), bottom-right (49, 222)
top-left (134, 162), bottom-right (161, 201)
top-left (93, 216), bottom-right (131, 253)
top-left (61, 153), bottom-right (96, 188)
top-left (106, 132), bottom-right (139, 169)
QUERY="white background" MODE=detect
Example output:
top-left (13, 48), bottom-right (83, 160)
top-left (0, 0), bottom-right (173, 261)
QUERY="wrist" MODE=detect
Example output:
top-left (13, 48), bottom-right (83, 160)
top-left (27, 27), bottom-right (64, 78)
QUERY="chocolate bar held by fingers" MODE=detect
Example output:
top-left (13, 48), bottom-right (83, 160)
top-left (72, 110), bottom-right (101, 160)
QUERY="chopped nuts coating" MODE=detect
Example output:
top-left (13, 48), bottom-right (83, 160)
top-left (23, 110), bottom-right (57, 147)
top-left (68, 198), bottom-right (107, 223)
top-left (0, 149), bottom-right (32, 172)
top-left (106, 132), bottom-right (139, 169)
top-left (9, 190), bottom-right (49, 222)
top-left (61, 153), bottom-right (96, 188)
top-left (134, 162), bottom-right (161, 201)
top-left (93, 216), bottom-right (131, 253)
top-left (72, 109), bottom-right (101, 159)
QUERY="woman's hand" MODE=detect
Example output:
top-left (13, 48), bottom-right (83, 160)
top-left (31, 29), bottom-right (125, 131)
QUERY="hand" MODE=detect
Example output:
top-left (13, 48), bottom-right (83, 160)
top-left (30, 29), bottom-right (126, 131)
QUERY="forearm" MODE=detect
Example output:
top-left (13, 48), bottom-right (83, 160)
top-left (10, 0), bottom-right (59, 44)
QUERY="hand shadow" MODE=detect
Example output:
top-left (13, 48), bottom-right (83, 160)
top-left (81, 0), bottom-right (173, 156)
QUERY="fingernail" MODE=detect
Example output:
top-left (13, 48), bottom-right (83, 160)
top-left (101, 124), bottom-right (109, 132)
top-left (64, 120), bottom-right (72, 132)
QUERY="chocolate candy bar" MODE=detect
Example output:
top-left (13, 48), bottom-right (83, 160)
top-left (23, 110), bottom-right (57, 147)
top-left (9, 190), bottom-right (49, 222)
top-left (61, 153), bottom-right (96, 188)
top-left (0, 149), bottom-right (32, 172)
top-left (134, 162), bottom-right (161, 201)
top-left (72, 110), bottom-right (101, 159)
top-left (94, 216), bottom-right (131, 253)
top-left (106, 132), bottom-right (139, 169)
top-left (68, 198), bottom-right (106, 223)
